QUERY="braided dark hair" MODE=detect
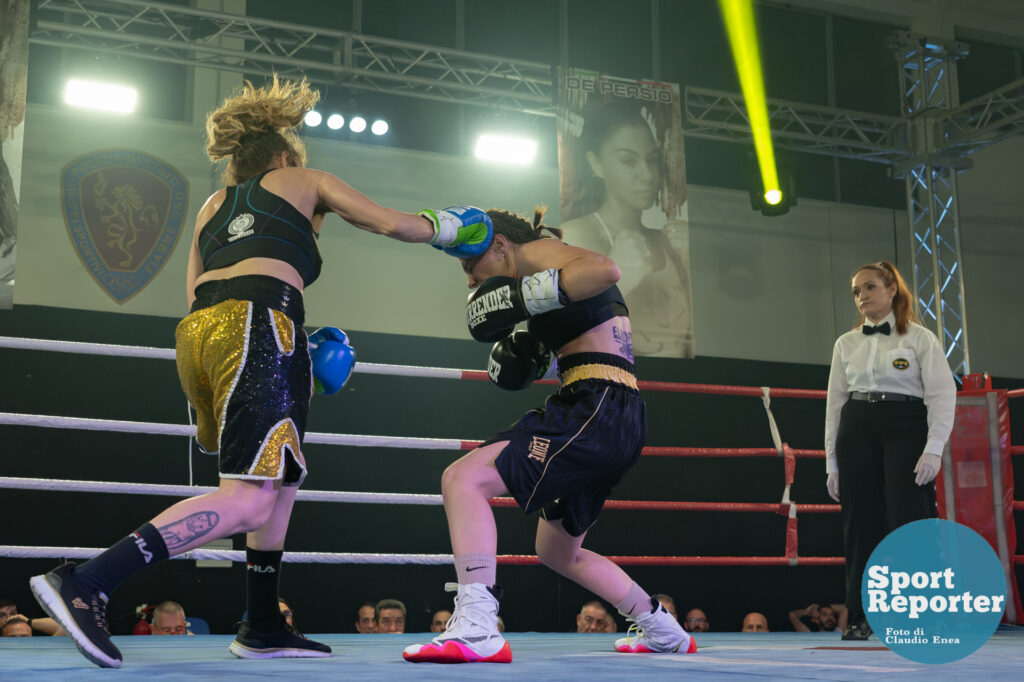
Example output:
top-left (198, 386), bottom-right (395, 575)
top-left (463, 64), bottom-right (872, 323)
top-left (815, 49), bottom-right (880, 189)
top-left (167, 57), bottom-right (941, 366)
top-left (486, 205), bottom-right (564, 244)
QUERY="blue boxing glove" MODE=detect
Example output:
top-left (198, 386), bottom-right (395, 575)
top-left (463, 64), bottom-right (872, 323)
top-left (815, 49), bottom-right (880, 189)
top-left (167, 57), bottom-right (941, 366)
top-left (308, 327), bottom-right (356, 395)
top-left (418, 206), bottom-right (493, 258)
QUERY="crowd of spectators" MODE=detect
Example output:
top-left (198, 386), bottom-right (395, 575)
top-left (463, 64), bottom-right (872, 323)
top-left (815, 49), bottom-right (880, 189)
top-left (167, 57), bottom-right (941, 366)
top-left (2, 591), bottom-right (854, 636)
top-left (0, 596), bottom-right (65, 637)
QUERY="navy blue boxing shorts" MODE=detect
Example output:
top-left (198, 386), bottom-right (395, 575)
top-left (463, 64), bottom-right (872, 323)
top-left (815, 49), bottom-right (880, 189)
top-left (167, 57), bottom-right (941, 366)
top-left (484, 352), bottom-right (645, 536)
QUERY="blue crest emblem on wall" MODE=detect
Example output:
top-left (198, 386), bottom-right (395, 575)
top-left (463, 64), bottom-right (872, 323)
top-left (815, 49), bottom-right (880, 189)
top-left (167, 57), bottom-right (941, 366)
top-left (61, 149), bottom-right (189, 303)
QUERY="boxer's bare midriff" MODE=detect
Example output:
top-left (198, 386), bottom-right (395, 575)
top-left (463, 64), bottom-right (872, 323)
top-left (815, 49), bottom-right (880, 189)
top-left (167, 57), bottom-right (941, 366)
top-left (556, 316), bottom-right (633, 364)
top-left (195, 258), bottom-right (306, 293)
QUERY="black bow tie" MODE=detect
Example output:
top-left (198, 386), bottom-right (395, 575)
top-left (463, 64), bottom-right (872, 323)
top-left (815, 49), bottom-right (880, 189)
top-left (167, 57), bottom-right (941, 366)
top-left (863, 322), bottom-right (891, 336)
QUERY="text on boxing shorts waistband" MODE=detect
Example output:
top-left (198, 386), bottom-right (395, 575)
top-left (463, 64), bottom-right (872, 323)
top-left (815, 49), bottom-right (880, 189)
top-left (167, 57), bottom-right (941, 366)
top-left (191, 274), bottom-right (304, 326)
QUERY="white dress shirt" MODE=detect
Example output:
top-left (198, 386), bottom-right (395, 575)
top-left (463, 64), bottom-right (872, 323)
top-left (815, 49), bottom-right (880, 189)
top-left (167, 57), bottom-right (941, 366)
top-left (824, 311), bottom-right (957, 474)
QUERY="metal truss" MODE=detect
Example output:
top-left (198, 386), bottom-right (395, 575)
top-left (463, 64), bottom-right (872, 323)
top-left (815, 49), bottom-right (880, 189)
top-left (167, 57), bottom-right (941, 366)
top-left (30, 0), bottom-right (556, 116)
top-left (892, 32), bottom-right (970, 376)
top-left (945, 75), bottom-right (1024, 154)
top-left (685, 31), bottom-right (1024, 375)
top-left (28, 2), bottom-right (1024, 374)
top-left (684, 87), bottom-right (908, 164)
top-left (684, 53), bottom-right (1024, 173)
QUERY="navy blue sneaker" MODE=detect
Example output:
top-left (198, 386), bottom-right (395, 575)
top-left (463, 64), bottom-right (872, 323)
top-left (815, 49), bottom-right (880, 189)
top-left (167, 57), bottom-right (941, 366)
top-left (229, 620), bottom-right (332, 659)
top-left (29, 563), bottom-right (122, 668)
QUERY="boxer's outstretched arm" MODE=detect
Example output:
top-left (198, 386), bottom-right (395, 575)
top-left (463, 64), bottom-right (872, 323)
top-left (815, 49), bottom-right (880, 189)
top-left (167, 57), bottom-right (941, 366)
top-left (312, 170), bottom-right (433, 242)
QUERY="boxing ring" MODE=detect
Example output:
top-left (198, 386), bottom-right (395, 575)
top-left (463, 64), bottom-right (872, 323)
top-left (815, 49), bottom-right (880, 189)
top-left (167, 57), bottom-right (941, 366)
top-left (0, 334), bottom-right (1022, 679)
top-left (2, 630), bottom-right (1023, 681)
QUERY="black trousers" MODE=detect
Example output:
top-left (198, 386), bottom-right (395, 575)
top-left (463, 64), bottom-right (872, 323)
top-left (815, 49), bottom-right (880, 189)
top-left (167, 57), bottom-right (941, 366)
top-left (836, 399), bottom-right (937, 622)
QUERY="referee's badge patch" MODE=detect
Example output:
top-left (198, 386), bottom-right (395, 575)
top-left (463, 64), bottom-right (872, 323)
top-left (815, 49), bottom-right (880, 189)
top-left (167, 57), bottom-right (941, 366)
top-left (892, 358), bottom-right (910, 370)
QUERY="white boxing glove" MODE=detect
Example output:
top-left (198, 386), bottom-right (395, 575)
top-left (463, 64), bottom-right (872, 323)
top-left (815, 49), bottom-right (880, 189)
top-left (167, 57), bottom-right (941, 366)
top-left (826, 473), bottom-right (840, 502)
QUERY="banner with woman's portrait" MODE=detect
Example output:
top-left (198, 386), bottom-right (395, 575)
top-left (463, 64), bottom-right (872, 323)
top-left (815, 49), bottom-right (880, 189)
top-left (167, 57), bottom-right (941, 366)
top-left (557, 68), bottom-right (694, 358)
top-left (0, 0), bottom-right (30, 308)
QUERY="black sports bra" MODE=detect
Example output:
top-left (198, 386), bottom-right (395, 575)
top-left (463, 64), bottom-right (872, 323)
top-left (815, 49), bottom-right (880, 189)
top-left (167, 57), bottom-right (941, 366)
top-left (197, 170), bottom-right (323, 287)
top-left (528, 285), bottom-right (629, 351)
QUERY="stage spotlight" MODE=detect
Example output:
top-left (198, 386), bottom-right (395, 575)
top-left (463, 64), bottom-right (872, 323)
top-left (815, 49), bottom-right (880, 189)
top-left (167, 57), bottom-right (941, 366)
top-left (326, 114), bottom-right (344, 130)
top-left (349, 116), bottom-right (367, 133)
top-left (304, 111), bottom-right (323, 127)
top-left (749, 170), bottom-right (796, 217)
top-left (719, 0), bottom-right (785, 214)
top-left (474, 134), bottom-right (537, 165)
top-left (63, 79), bottom-right (137, 113)
top-left (371, 119), bottom-right (389, 135)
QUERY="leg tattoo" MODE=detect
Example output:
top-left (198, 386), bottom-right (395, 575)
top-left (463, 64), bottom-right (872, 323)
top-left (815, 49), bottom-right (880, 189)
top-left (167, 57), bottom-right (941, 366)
top-left (158, 512), bottom-right (221, 551)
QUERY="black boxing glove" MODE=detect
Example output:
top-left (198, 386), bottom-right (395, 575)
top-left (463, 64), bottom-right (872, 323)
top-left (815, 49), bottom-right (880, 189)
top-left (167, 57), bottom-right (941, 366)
top-left (466, 268), bottom-right (567, 342)
top-left (487, 331), bottom-right (553, 390)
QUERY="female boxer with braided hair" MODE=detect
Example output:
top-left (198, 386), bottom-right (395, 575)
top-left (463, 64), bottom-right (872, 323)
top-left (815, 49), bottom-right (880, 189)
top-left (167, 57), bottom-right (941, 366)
top-left (31, 75), bottom-right (490, 669)
top-left (405, 207), bottom-right (695, 664)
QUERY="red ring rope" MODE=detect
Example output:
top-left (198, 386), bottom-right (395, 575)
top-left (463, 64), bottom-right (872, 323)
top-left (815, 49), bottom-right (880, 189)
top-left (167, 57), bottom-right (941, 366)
top-left (497, 555), bottom-right (845, 566)
top-left (488, 498), bottom-right (839, 513)
top-left (458, 441), bottom-right (828, 457)
top-left (459, 368), bottom-right (827, 398)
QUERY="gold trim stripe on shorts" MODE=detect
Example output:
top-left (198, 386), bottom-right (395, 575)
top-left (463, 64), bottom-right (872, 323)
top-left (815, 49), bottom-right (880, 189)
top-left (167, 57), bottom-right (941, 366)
top-left (250, 418), bottom-right (304, 479)
top-left (560, 363), bottom-right (638, 390)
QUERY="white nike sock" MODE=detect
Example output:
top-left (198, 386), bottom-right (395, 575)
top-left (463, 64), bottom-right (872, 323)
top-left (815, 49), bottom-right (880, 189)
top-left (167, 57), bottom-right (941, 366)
top-left (614, 582), bottom-right (653, 619)
top-left (454, 553), bottom-right (497, 586)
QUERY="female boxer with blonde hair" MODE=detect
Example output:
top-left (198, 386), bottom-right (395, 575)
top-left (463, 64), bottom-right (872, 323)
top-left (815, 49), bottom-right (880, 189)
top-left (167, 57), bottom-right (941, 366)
top-left (31, 75), bottom-right (489, 669)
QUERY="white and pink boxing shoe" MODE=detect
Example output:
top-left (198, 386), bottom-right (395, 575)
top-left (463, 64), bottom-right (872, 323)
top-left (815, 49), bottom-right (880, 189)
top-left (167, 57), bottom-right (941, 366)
top-left (614, 597), bottom-right (697, 654)
top-left (403, 583), bottom-right (511, 664)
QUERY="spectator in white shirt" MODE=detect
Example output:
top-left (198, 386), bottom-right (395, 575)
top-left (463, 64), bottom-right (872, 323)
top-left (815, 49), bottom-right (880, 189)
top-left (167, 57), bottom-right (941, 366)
top-left (824, 261), bottom-right (956, 641)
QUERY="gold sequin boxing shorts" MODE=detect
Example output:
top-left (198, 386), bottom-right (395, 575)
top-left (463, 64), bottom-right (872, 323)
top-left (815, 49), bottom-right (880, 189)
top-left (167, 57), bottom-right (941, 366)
top-left (174, 275), bottom-right (311, 487)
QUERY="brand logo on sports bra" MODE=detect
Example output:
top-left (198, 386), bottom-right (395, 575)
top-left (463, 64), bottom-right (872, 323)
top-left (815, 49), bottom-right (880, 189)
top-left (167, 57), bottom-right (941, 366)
top-left (227, 213), bottom-right (256, 242)
top-left (893, 358), bottom-right (910, 370)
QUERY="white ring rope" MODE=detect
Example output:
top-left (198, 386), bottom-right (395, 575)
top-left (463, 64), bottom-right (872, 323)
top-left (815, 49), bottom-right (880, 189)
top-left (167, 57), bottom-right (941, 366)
top-left (0, 412), bottom-right (467, 450)
top-left (0, 546), bottom-right (453, 565)
top-left (0, 336), bottom-right (175, 359)
top-left (0, 335), bottom-right (466, 380)
top-left (3, 336), bottom-right (490, 568)
top-left (0, 476), bottom-right (444, 505)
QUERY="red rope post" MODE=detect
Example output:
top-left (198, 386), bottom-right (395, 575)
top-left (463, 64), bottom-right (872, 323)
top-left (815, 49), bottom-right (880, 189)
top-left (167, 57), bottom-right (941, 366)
top-left (782, 443), bottom-right (796, 487)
